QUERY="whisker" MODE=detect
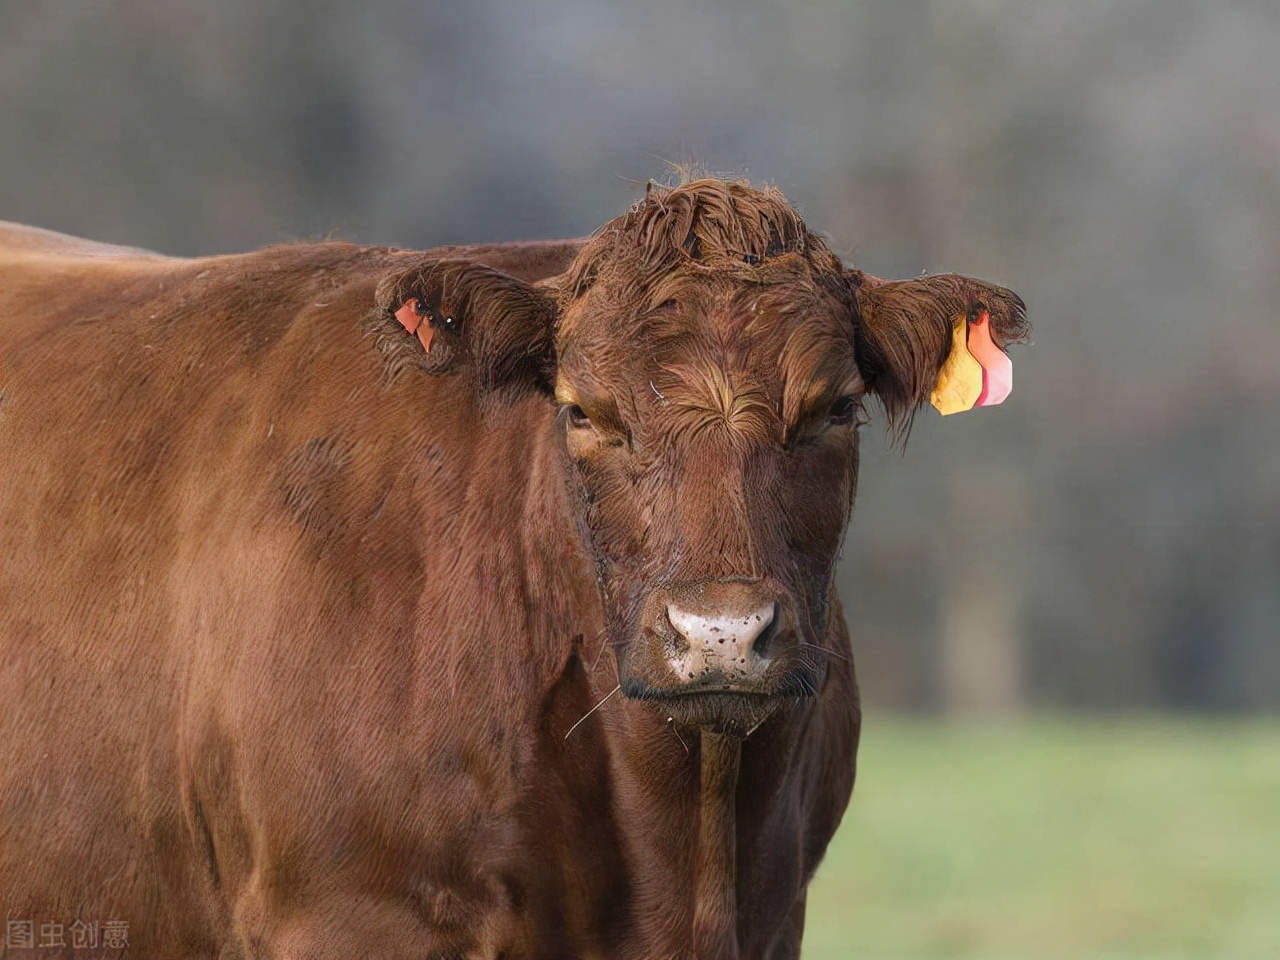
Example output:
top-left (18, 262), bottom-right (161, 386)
top-left (667, 716), bottom-right (690, 756)
top-left (564, 684), bottom-right (620, 741)
top-left (589, 629), bottom-right (610, 674)
top-left (799, 640), bottom-right (850, 663)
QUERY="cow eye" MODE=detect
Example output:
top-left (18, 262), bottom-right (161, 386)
top-left (826, 395), bottom-right (862, 426)
top-left (566, 405), bottom-right (592, 429)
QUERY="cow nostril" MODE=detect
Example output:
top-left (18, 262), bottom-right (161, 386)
top-left (751, 603), bottom-right (780, 659)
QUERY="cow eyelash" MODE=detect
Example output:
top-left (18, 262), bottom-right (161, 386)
top-left (826, 395), bottom-right (865, 427)
top-left (566, 405), bottom-right (592, 429)
top-left (784, 396), bottom-right (866, 449)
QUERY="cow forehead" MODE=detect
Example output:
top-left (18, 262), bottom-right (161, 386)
top-left (559, 272), bottom-right (854, 375)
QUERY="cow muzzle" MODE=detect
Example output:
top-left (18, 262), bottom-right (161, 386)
top-left (620, 579), bottom-right (815, 724)
top-left (665, 591), bottom-right (779, 685)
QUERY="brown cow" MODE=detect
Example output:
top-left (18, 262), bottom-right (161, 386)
top-left (0, 179), bottom-right (1027, 960)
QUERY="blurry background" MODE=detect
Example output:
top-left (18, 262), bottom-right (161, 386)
top-left (2, 2), bottom-right (1276, 956)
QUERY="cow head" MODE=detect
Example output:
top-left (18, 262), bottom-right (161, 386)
top-left (379, 179), bottom-right (1027, 733)
top-left (545, 180), bottom-right (1028, 731)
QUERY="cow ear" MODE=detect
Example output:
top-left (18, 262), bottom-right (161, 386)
top-left (371, 259), bottom-right (557, 395)
top-left (847, 270), bottom-right (1028, 436)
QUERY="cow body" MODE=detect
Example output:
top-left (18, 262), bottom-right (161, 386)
top-left (0, 223), bottom-right (857, 959)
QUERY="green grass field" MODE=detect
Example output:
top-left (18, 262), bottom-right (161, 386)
top-left (802, 716), bottom-right (1280, 960)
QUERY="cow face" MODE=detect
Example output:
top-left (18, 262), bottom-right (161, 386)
top-left (554, 282), bottom-right (855, 732)
top-left (545, 180), bottom-right (1025, 732)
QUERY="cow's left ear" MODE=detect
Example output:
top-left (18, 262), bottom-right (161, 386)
top-left (847, 270), bottom-right (1029, 432)
top-left (371, 259), bottom-right (557, 394)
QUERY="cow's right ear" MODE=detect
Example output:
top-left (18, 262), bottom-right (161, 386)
top-left (847, 269), bottom-right (1029, 436)
top-left (371, 259), bottom-right (557, 395)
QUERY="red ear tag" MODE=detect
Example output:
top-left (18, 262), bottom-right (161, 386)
top-left (394, 298), bottom-right (421, 334)
top-left (966, 309), bottom-right (1013, 407)
top-left (394, 298), bottom-right (435, 353)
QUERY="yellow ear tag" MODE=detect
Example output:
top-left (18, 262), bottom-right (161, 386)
top-left (929, 318), bottom-right (984, 415)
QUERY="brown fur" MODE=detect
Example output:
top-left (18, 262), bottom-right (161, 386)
top-left (0, 178), bottom-right (1025, 960)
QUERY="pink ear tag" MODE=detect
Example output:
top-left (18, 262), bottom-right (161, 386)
top-left (966, 309), bottom-right (1013, 407)
top-left (395, 298), bottom-right (434, 353)
top-left (929, 319), bottom-right (984, 415)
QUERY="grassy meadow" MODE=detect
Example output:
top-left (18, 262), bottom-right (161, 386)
top-left (803, 716), bottom-right (1280, 960)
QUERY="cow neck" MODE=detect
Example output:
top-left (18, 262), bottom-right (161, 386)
top-left (693, 731), bottom-right (742, 960)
